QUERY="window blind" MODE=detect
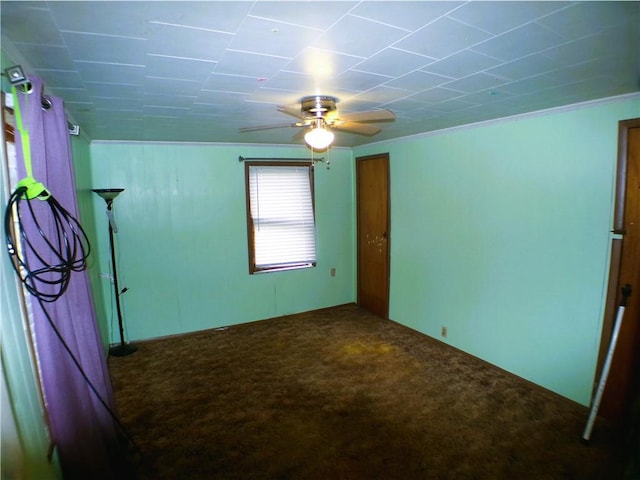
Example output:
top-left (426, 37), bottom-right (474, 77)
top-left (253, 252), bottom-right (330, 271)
top-left (248, 164), bottom-right (316, 271)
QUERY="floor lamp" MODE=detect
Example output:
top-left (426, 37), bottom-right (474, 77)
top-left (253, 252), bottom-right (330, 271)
top-left (92, 188), bottom-right (137, 357)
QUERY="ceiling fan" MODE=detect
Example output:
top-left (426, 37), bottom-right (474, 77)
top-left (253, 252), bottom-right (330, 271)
top-left (240, 95), bottom-right (395, 149)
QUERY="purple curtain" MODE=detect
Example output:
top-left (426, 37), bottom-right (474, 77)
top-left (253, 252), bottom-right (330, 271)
top-left (14, 76), bottom-right (124, 478)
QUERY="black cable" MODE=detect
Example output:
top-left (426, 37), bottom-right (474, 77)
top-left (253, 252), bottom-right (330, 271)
top-left (4, 185), bottom-right (139, 452)
top-left (5, 185), bottom-right (90, 302)
top-left (34, 292), bottom-right (139, 451)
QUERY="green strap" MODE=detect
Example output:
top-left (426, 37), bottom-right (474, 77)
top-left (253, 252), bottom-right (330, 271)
top-left (11, 85), bottom-right (49, 200)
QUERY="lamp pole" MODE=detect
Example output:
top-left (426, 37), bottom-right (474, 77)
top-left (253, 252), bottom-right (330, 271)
top-left (92, 189), bottom-right (136, 357)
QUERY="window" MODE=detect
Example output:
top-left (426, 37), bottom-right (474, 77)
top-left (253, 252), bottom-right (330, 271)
top-left (245, 161), bottom-right (317, 273)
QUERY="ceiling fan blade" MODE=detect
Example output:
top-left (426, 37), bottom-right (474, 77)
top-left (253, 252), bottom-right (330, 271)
top-left (292, 127), bottom-right (308, 142)
top-left (277, 105), bottom-right (306, 120)
top-left (337, 109), bottom-right (395, 124)
top-left (332, 122), bottom-right (381, 136)
top-left (239, 122), bottom-right (298, 133)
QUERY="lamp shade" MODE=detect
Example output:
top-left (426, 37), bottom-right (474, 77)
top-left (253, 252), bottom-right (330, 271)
top-left (304, 127), bottom-right (334, 150)
top-left (92, 188), bottom-right (124, 201)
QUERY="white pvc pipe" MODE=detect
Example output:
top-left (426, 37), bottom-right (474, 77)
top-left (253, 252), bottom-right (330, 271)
top-left (582, 303), bottom-right (627, 443)
top-left (106, 208), bottom-right (118, 233)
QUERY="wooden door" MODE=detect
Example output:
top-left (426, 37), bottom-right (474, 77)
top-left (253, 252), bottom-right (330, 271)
top-left (597, 118), bottom-right (640, 423)
top-left (356, 153), bottom-right (390, 318)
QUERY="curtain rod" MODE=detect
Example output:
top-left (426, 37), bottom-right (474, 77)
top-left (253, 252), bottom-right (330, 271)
top-left (3, 86), bottom-right (80, 136)
top-left (3, 66), bottom-right (80, 136)
top-left (238, 155), bottom-right (325, 163)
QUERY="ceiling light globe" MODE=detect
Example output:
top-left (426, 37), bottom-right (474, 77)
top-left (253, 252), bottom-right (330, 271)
top-left (304, 127), bottom-right (334, 150)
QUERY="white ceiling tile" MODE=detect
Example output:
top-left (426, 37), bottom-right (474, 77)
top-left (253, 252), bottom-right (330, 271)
top-left (8, 43), bottom-right (76, 70)
top-left (85, 82), bottom-right (144, 99)
top-left (498, 75), bottom-right (563, 96)
top-left (284, 48), bottom-right (364, 78)
top-left (537, 1), bottom-right (640, 40)
top-left (75, 61), bottom-right (145, 84)
top-left (1, 0), bottom-right (47, 10)
top-left (49, 1), bottom-right (151, 37)
top-left (258, 71), bottom-right (314, 93)
top-left (236, 100), bottom-right (285, 119)
top-left (214, 50), bottom-right (290, 78)
top-left (203, 74), bottom-right (262, 94)
top-left (146, 23), bottom-right (232, 62)
top-left (354, 86), bottom-right (413, 104)
top-left (313, 14), bottom-right (408, 58)
top-left (487, 54), bottom-right (564, 81)
top-left (530, 78), bottom-right (605, 105)
top-left (425, 50), bottom-right (502, 79)
top-left (428, 99), bottom-right (476, 113)
top-left (61, 31), bottom-right (147, 65)
top-left (385, 70), bottom-right (452, 92)
top-left (336, 96), bottom-right (388, 114)
top-left (448, 1), bottom-right (571, 35)
top-left (189, 107), bottom-right (232, 122)
top-left (144, 76), bottom-right (201, 96)
top-left (143, 105), bottom-right (190, 117)
top-left (459, 89), bottom-right (515, 106)
top-left (91, 97), bottom-right (144, 110)
top-left (195, 90), bottom-right (250, 106)
top-left (336, 70), bottom-right (392, 92)
top-left (145, 55), bottom-right (216, 82)
top-left (248, 1), bottom-right (357, 29)
top-left (592, 55), bottom-right (640, 85)
top-left (394, 17), bottom-right (492, 59)
top-left (1, 3), bottom-right (65, 45)
top-left (243, 89), bottom-right (302, 107)
top-left (97, 108), bottom-right (144, 118)
top-left (409, 87), bottom-right (464, 104)
top-left (33, 69), bottom-right (84, 89)
top-left (47, 88), bottom-right (92, 104)
top-left (354, 48), bottom-right (435, 77)
top-left (541, 25), bottom-right (639, 66)
top-left (229, 16), bottom-right (321, 59)
top-left (381, 97), bottom-right (430, 111)
top-left (351, 1), bottom-right (462, 30)
top-left (543, 59), bottom-right (622, 86)
top-left (442, 73), bottom-right (506, 94)
top-left (471, 22), bottom-right (566, 61)
top-left (143, 93), bottom-right (197, 107)
top-left (69, 110), bottom-right (99, 124)
top-left (148, 2), bottom-right (252, 33)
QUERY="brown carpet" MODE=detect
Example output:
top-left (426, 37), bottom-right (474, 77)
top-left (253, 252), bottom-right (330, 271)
top-left (109, 304), bottom-right (627, 479)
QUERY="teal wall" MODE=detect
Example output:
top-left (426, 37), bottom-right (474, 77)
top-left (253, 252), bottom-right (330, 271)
top-left (70, 134), bottom-right (111, 350)
top-left (87, 143), bottom-right (355, 341)
top-left (354, 96), bottom-right (640, 405)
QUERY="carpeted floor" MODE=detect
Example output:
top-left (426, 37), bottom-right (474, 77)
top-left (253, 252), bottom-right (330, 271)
top-left (109, 304), bottom-right (629, 479)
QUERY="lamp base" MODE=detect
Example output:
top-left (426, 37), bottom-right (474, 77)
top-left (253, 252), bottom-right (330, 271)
top-left (109, 343), bottom-right (137, 357)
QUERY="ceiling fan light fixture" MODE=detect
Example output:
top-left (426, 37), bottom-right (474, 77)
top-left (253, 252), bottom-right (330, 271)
top-left (304, 126), bottom-right (334, 150)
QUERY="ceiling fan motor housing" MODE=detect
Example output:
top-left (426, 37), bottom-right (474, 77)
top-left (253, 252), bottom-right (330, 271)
top-left (301, 95), bottom-right (337, 118)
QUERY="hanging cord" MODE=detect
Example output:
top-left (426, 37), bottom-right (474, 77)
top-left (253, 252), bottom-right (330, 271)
top-left (3, 85), bottom-right (139, 453)
top-left (4, 185), bottom-right (91, 301)
top-left (33, 292), bottom-right (140, 452)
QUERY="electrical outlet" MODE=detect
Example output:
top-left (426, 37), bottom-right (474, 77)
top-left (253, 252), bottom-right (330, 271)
top-left (441, 326), bottom-right (447, 338)
top-left (330, 267), bottom-right (336, 277)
